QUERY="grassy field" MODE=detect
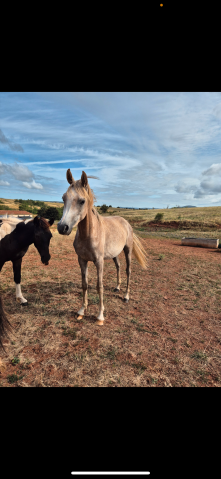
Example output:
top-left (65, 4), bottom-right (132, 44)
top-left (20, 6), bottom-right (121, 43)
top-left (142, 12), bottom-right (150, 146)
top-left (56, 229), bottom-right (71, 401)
top-left (105, 205), bottom-right (221, 226)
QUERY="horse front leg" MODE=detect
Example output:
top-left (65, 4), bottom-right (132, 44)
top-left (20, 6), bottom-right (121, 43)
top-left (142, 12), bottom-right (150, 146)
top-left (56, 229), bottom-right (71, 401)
top-left (77, 256), bottom-right (88, 320)
top-left (95, 258), bottom-right (104, 326)
top-left (12, 258), bottom-right (27, 305)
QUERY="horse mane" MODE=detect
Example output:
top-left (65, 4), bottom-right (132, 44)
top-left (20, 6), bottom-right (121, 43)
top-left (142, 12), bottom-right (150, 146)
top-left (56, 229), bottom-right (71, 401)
top-left (39, 217), bottom-right (51, 229)
top-left (27, 217), bottom-right (51, 229)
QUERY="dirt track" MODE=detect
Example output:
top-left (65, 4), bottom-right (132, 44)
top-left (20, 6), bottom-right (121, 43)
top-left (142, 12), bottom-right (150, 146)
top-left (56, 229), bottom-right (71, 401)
top-left (1, 232), bottom-right (221, 387)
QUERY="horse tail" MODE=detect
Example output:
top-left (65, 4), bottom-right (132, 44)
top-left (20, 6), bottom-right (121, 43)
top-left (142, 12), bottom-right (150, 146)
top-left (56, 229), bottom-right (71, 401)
top-left (0, 294), bottom-right (12, 351)
top-left (132, 233), bottom-right (148, 270)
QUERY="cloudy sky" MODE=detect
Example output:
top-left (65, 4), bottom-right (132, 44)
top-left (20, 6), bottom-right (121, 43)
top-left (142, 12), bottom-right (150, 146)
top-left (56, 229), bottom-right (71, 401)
top-left (1, 91), bottom-right (221, 208)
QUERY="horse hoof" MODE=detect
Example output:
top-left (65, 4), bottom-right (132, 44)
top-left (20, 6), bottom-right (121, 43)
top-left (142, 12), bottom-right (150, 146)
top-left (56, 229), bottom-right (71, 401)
top-left (21, 302), bottom-right (28, 306)
top-left (96, 320), bottom-right (104, 326)
top-left (77, 315), bottom-right (83, 320)
top-left (114, 288), bottom-right (120, 292)
top-left (124, 298), bottom-right (129, 303)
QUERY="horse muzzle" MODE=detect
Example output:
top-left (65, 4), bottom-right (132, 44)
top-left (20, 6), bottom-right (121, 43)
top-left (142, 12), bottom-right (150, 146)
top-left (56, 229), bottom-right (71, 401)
top-left (57, 223), bottom-right (70, 235)
top-left (41, 255), bottom-right (50, 265)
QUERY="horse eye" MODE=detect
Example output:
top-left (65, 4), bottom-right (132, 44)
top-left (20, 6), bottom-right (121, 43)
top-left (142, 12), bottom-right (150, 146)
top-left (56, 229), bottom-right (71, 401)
top-left (80, 199), bottom-right (85, 205)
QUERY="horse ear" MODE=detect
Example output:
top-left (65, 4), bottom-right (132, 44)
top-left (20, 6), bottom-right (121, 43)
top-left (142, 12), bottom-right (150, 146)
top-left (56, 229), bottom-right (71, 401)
top-left (67, 169), bottom-right (74, 185)
top-left (34, 216), bottom-right (40, 225)
top-left (49, 218), bottom-right (54, 226)
top-left (81, 171), bottom-right (88, 188)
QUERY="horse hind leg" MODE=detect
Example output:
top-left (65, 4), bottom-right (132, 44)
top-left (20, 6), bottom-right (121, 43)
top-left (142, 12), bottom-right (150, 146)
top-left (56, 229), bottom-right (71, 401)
top-left (123, 245), bottom-right (132, 303)
top-left (113, 256), bottom-right (121, 292)
top-left (95, 258), bottom-right (104, 326)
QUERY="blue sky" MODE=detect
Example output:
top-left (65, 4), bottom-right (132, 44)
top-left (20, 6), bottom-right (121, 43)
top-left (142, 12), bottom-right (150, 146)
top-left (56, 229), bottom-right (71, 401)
top-left (1, 91), bottom-right (221, 208)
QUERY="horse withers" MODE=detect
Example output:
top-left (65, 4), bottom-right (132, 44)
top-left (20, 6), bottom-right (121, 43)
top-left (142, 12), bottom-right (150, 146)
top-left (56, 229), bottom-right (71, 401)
top-left (57, 169), bottom-right (147, 326)
top-left (0, 216), bottom-right (54, 351)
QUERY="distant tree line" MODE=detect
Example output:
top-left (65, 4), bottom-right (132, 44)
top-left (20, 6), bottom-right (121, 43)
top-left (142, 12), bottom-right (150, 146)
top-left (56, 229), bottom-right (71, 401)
top-left (0, 205), bottom-right (14, 210)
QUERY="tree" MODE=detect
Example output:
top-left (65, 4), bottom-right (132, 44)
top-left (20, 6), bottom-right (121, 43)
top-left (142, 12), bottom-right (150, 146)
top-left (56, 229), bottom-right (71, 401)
top-left (100, 204), bottom-right (109, 213)
top-left (38, 206), bottom-right (60, 221)
top-left (109, 205), bottom-right (112, 208)
top-left (154, 213), bottom-right (164, 222)
top-left (38, 206), bottom-right (48, 217)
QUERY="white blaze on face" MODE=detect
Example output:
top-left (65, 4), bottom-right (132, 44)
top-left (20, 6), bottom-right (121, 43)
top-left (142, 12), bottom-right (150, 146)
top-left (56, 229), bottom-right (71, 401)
top-left (15, 283), bottom-right (27, 304)
top-left (59, 188), bottom-right (81, 231)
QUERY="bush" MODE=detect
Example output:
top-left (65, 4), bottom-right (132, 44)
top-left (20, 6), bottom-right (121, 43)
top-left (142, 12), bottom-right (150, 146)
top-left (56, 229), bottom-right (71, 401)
top-left (0, 205), bottom-right (13, 210)
top-left (154, 213), bottom-right (164, 222)
top-left (38, 206), bottom-right (61, 221)
top-left (100, 204), bottom-right (109, 213)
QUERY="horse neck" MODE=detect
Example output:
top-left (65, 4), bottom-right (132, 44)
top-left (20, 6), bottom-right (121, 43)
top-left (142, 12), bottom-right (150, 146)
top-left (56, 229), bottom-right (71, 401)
top-left (77, 205), bottom-right (96, 239)
top-left (15, 221), bottom-right (35, 249)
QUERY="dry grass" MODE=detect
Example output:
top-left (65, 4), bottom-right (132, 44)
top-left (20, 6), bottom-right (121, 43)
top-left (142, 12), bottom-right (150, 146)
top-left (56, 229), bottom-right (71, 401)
top-left (0, 198), bottom-right (63, 210)
top-left (101, 205), bottom-right (221, 228)
top-left (1, 223), bottom-right (221, 387)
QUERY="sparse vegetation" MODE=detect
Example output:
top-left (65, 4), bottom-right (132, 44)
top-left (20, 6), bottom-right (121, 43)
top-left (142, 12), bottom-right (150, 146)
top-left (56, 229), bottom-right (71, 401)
top-left (154, 213), bottom-right (164, 222)
top-left (11, 357), bottom-right (20, 365)
top-left (99, 204), bottom-right (109, 213)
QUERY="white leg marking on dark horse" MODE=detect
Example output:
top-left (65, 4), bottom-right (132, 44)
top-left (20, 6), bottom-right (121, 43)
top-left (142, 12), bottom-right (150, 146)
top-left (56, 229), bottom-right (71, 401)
top-left (15, 283), bottom-right (27, 304)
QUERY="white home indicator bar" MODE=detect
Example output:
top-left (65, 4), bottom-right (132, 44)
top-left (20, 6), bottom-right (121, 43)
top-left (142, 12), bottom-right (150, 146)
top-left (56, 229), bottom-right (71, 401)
top-left (71, 473), bottom-right (150, 476)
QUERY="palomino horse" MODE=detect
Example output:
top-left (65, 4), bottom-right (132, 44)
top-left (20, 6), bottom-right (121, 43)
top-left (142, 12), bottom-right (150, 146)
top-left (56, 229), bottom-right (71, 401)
top-left (0, 216), bottom-right (54, 350)
top-left (57, 169), bottom-right (147, 326)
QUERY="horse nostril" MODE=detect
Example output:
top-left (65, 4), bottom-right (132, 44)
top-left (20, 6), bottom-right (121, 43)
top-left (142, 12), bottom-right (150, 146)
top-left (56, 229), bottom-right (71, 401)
top-left (64, 225), bottom-right (68, 232)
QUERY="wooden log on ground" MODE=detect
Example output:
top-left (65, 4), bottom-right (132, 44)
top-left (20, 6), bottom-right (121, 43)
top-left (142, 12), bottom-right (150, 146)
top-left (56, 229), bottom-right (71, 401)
top-left (181, 237), bottom-right (219, 248)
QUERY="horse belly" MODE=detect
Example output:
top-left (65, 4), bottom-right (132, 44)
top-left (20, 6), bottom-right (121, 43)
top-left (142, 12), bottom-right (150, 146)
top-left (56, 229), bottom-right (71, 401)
top-left (104, 235), bottom-right (126, 260)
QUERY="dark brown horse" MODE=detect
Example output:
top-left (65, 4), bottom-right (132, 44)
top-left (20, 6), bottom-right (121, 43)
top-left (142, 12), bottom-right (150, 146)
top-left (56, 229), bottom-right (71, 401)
top-left (0, 216), bottom-right (54, 350)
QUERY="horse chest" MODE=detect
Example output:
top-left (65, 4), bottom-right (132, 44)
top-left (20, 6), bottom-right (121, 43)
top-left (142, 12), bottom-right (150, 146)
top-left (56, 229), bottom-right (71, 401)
top-left (74, 236), bottom-right (99, 262)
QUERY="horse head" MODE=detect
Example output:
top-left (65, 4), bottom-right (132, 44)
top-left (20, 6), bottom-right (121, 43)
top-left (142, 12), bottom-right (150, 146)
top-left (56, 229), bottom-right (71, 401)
top-left (57, 170), bottom-right (98, 235)
top-left (33, 216), bottom-right (54, 265)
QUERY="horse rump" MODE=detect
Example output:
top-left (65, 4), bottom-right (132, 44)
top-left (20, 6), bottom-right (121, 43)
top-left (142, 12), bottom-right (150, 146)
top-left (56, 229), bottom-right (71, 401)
top-left (0, 295), bottom-right (13, 351)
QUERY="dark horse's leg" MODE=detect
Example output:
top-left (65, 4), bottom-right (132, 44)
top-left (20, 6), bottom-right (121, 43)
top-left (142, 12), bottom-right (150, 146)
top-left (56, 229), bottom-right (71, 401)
top-left (77, 256), bottom-right (88, 319)
top-left (12, 258), bottom-right (27, 305)
top-left (113, 256), bottom-right (121, 292)
top-left (123, 245), bottom-right (132, 303)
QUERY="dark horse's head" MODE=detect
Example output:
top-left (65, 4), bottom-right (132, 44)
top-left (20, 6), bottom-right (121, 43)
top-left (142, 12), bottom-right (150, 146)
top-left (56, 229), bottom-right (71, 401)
top-left (33, 216), bottom-right (54, 265)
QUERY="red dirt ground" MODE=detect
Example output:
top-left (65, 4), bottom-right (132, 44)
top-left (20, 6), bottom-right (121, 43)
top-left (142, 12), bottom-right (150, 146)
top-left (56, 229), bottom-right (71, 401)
top-left (1, 232), bottom-right (221, 387)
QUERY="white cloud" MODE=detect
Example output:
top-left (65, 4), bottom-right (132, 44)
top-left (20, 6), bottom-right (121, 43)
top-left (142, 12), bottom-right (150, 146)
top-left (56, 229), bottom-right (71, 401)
top-left (22, 179), bottom-right (43, 189)
top-left (0, 128), bottom-right (23, 152)
top-left (0, 180), bottom-right (10, 186)
top-left (0, 161), bottom-right (33, 181)
top-left (202, 163), bottom-right (221, 176)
